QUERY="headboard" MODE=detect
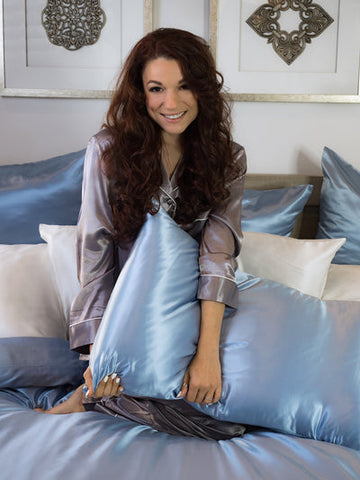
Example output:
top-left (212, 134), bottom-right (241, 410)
top-left (244, 174), bottom-right (323, 239)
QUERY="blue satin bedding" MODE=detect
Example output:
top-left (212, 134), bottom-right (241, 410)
top-left (0, 387), bottom-right (359, 480)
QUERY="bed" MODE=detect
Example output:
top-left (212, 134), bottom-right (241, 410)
top-left (0, 145), bottom-right (359, 479)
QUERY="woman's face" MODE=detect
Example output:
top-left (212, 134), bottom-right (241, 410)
top-left (142, 57), bottom-right (198, 141)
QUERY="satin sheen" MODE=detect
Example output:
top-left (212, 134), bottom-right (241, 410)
top-left (90, 207), bottom-right (360, 450)
top-left (90, 206), bottom-right (201, 398)
top-left (316, 146), bottom-right (360, 264)
top-left (0, 338), bottom-right (86, 388)
top-left (241, 184), bottom-right (313, 236)
top-left (0, 149), bottom-right (85, 244)
top-left (1, 387), bottom-right (360, 480)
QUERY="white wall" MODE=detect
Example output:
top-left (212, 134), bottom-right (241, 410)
top-left (1, 1), bottom-right (359, 173)
top-left (0, 95), bottom-right (109, 164)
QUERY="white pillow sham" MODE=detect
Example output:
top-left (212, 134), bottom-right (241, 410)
top-left (39, 224), bottom-right (79, 322)
top-left (0, 244), bottom-right (67, 338)
top-left (237, 232), bottom-right (346, 298)
top-left (322, 264), bottom-right (360, 301)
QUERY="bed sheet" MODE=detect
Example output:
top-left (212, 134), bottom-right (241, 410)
top-left (0, 388), bottom-right (359, 480)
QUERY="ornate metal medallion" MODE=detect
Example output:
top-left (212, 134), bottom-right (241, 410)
top-left (42, 0), bottom-right (106, 51)
top-left (246, 0), bottom-right (334, 65)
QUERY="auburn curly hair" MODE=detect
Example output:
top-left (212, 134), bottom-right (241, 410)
top-left (101, 28), bottom-right (242, 245)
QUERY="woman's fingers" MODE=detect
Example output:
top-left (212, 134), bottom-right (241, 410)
top-left (93, 373), bottom-right (124, 398)
top-left (177, 372), bottom-right (190, 398)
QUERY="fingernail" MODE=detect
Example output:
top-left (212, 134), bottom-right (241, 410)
top-left (176, 391), bottom-right (183, 398)
top-left (111, 373), bottom-right (117, 380)
top-left (119, 386), bottom-right (124, 392)
top-left (115, 377), bottom-right (120, 384)
top-left (103, 375), bottom-right (109, 383)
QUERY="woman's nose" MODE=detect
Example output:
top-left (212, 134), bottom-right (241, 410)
top-left (164, 90), bottom-right (178, 109)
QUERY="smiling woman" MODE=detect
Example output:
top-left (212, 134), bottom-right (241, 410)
top-left (37, 28), bottom-right (248, 440)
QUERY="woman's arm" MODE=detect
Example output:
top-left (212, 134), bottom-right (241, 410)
top-left (180, 145), bottom-right (247, 405)
top-left (178, 300), bottom-right (224, 404)
top-left (69, 132), bottom-right (118, 354)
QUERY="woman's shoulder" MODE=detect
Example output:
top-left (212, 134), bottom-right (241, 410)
top-left (88, 128), bottom-right (114, 152)
top-left (231, 141), bottom-right (247, 175)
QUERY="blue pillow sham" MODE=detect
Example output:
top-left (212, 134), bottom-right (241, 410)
top-left (316, 147), bottom-right (360, 264)
top-left (90, 207), bottom-right (360, 450)
top-left (0, 337), bottom-right (87, 388)
top-left (241, 184), bottom-right (313, 236)
top-left (0, 149), bottom-right (85, 244)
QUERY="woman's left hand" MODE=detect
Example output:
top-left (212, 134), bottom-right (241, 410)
top-left (178, 352), bottom-right (222, 405)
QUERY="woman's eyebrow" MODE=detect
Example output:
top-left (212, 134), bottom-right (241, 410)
top-left (146, 80), bottom-right (163, 86)
top-left (146, 78), bottom-right (186, 86)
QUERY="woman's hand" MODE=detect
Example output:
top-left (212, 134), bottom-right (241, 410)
top-left (83, 344), bottom-right (124, 398)
top-left (178, 352), bottom-right (222, 404)
top-left (83, 366), bottom-right (124, 398)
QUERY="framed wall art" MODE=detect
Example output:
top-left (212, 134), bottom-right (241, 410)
top-left (0, 0), bottom-right (153, 98)
top-left (149, 0), bottom-right (212, 41)
top-left (210, 0), bottom-right (360, 103)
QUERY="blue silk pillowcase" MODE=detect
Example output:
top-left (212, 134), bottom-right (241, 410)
top-left (316, 147), bottom-right (360, 264)
top-left (0, 146), bottom-right (311, 244)
top-left (90, 207), bottom-right (360, 450)
top-left (241, 184), bottom-right (313, 236)
top-left (0, 149), bottom-right (85, 244)
top-left (0, 337), bottom-right (87, 388)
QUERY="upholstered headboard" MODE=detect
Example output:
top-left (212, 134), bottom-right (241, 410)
top-left (244, 174), bottom-right (323, 239)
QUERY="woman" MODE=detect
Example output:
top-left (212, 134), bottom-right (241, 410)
top-left (41, 28), bottom-right (247, 440)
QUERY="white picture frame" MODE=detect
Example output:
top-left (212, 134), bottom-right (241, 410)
top-left (210, 0), bottom-right (360, 103)
top-left (0, 0), bottom-right (153, 98)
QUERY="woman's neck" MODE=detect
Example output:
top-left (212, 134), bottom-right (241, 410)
top-left (161, 133), bottom-right (183, 180)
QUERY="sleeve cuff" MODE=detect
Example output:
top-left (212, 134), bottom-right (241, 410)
top-left (69, 317), bottom-right (102, 354)
top-left (197, 275), bottom-right (239, 309)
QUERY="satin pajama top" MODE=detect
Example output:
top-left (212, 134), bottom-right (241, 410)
top-left (69, 130), bottom-right (247, 353)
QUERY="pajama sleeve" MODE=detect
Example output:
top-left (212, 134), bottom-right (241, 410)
top-left (197, 144), bottom-right (247, 309)
top-left (69, 132), bottom-right (118, 354)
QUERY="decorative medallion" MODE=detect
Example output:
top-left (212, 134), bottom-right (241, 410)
top-left (246, 0), bottom-right (334, 65)
top-left (42, 0), bottom-right (106, 51)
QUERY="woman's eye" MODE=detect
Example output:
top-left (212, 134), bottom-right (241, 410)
top-left (149, 86), bottom-right (162, 93)
top-left (180, 84), bottom-right (189, 90)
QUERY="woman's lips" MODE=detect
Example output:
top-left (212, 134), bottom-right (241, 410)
top-left (161, 112), bottom-right (186, 120)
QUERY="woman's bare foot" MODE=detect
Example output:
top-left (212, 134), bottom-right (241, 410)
top-left (35, 385), bottom-right (85, 414)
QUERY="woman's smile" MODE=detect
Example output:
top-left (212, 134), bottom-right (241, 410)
top-left (162, 111), bottom-right (186, 120)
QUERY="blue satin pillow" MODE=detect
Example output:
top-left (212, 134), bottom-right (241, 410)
top-left (0, 337), bottom-right (87, 387)
top-left (316, 147), bottom-right (360, 264)
top-left (0, 149), bottom-right (85, 244)
top-left (242, 184), bottom-right (313, 236)
top-left (90, 207), bottom-right (201, 397)
top-left (90, 208), bottom-right (360, 449)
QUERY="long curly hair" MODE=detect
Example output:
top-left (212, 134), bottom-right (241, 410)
top-left (101, 28), bottom-right (242, 245)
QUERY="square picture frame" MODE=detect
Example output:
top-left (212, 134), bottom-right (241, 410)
top-left (209, 0), bottom-right (360, 103)
top-left (0, 0), bottom-right (153, 98)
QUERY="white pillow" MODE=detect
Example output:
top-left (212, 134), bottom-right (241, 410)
top-left (0, 244), bottom-right (67, 338)
top-left (322, 264), bottom-right (360, 301)
top-left (39, 224), bottom-right (79, 322)
top-left (237, 232), bottom-right (346, 298)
